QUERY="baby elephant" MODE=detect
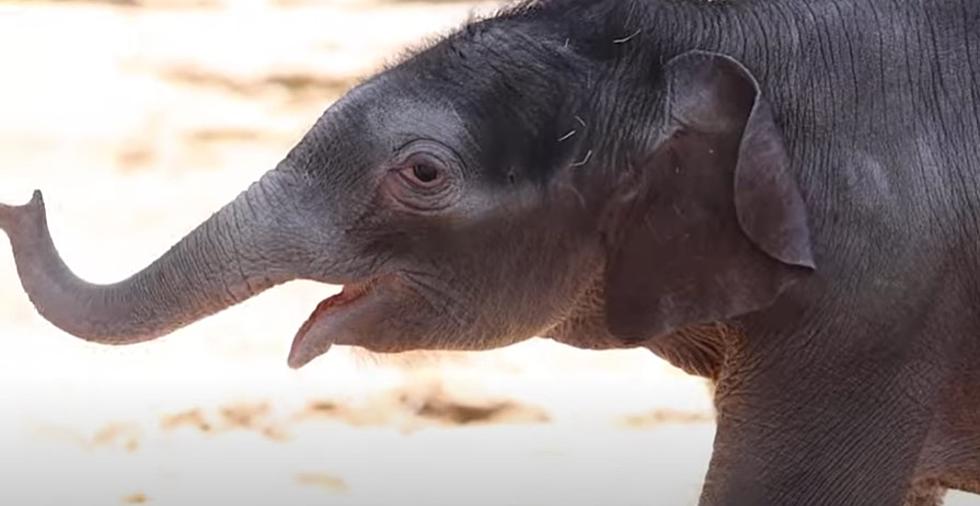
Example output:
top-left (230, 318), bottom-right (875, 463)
top-left (2, 0), bottom-right (979, 504)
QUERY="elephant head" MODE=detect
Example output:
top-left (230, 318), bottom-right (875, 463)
top-left (0, 2), bottom-right (814, 369)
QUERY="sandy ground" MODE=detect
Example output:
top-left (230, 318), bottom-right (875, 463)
top-left (0, 1), bottom-right (976, 505)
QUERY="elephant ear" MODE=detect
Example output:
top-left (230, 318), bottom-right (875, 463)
top-left (602, 50), bottom-right (815, 342)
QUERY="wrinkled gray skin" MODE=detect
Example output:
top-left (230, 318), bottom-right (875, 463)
top-left (3, 0), bottom-right (980, 504)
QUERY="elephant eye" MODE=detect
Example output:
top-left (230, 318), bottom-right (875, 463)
top-left (411, 163), bottom-right (440, 184)
top-left (397, 157), bottom-right (446, 189)
top-left (384, 143), bottom-right (461, 212)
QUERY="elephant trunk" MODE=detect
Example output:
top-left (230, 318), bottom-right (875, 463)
top-left (0, 167), bottom-right (318, 344)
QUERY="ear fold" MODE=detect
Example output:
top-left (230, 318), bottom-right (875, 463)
top-left (603, 50), bottom-right (815, 342)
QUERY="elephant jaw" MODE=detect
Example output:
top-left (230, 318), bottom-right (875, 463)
top-left (287, 276), bottom-right (387, 369)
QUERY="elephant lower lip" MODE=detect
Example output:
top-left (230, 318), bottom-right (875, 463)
top-left (288, 279), bottom-right (380, 368)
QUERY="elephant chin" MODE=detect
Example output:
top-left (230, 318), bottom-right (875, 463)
top-left (287, 274), bottom-right (400, 368)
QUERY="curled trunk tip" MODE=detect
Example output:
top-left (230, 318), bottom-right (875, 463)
top-left (0, 190), bottom-right (44, 234)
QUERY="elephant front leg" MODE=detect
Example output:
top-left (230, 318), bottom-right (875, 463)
top-left (697, 351), bottom-right (940, 506)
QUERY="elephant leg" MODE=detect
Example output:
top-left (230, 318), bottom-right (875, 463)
top-left (697, 339), bottom-right (940, 505)
top-left (697, 396), bottom-right (934, 505)
top-left (903, 480), bottom-right (945, 506)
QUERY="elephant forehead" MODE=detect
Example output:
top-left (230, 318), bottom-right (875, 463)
top-left (337, 81), bottom-right (475, 152)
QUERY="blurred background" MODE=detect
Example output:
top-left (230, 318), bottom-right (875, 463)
top-left (0, 1), bottom-right (974, 505)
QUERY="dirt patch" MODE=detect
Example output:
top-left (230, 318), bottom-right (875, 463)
top-left (42, 0), bottom-right (221, 7)
top-left (219, 402), bottom-right (291, 441)
top-left (295, 472), bottom-right (349, 493)
top-left (162, 67), bottom-right (358, 103)
top-left (186, 128), bottom-right (265, 144)
top-left (115, 144), bottom-right (158, 172)
top-left (121, 492), bottom-right (149, 504)
top-left (160, 408), bottom-right (213, 432)
top-left (409, 391), bottom-right (549, 425)
top-left (620, 409), bottom-right (714, 428)
top-left (160, 403), bottom-right (290, 441)
top-left (296, 383), bottom-right (550, 430)
top-left (92, 422), bottom-right (142, 452)
top-left (218, 401), bottom-right (271, 428)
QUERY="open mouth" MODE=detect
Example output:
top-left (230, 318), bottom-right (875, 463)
top-left (288, 277), bottom-right (384, 369)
